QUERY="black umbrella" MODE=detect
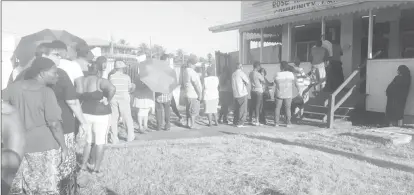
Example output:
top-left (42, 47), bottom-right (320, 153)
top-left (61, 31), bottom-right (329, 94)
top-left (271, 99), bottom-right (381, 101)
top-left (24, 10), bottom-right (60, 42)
top-left (14, 29), bottom-right (88, 66)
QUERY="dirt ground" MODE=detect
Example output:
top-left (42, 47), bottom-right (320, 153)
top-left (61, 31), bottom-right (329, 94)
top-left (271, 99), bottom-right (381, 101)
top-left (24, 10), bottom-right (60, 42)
top-left (78, 125), bottom-right (414, 195)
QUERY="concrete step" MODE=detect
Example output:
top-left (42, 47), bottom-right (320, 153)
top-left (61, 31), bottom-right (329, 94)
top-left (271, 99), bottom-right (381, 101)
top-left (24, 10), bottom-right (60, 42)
top-left (302, 111), bottom-right (350, 122)
top-left (304, 104), bottom-right (353, 116)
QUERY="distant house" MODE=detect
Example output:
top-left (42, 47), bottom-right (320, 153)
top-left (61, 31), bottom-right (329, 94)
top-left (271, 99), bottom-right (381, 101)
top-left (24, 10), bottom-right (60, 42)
top-left (85, 38), bottom-right (139, 56)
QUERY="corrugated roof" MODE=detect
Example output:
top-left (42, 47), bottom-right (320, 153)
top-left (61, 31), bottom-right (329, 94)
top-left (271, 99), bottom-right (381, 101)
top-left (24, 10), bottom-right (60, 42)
top-left (209, 1), bottom-right (413, 33)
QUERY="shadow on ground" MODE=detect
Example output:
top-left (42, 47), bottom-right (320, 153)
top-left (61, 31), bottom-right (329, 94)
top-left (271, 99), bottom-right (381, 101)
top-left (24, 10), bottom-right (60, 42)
top-left (221, 131), bottom-right (414, 173)
top-left (338, 132), bottom-right (390, 145)
top-left (106, 188), bottom-right (118, 195)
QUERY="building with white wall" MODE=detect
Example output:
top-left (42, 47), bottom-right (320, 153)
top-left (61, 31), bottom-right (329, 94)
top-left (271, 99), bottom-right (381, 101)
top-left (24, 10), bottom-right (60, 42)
top-left (209, 0), bottom-right (414, 122)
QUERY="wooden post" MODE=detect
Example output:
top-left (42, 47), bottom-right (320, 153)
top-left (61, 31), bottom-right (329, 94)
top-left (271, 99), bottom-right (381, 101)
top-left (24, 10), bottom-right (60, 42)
top-left (321, 17), bottom-right (326, 40)
top-left (260, 28), bottom-right (264, 63)
top-left (239, 31), bottom-right (244, 64)
top-left (327, 95), bottom-right (335, 128)
top-left (368, 9), bottom-right (374, 59)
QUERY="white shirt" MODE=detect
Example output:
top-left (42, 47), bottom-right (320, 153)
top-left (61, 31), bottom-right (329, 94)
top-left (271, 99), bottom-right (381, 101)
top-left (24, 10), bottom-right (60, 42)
top-left (58, 59), bottom-right (84, 84)
top-left (183, 68), bottom-right (202, 99)
top-left (274, 71), bottom-right (295, 99)
top-left (232, 69), bottom-right (250, 98)
top-left (322, 40), bottom-right (333, 57)
top-left (203, 76), bottom-right (219, 100)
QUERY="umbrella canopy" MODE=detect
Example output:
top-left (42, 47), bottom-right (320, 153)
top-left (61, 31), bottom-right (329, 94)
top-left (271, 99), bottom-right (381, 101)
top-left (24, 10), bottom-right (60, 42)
top-left (13, 29), bottom-right (88, 67)
top-left (138, 59), bottom-right (178, 94)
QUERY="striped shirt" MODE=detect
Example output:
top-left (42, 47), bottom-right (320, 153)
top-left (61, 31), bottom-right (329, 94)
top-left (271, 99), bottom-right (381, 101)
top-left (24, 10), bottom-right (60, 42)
top-left (155, 92), bottom-right (172, 103)
top-left (109, 71), bottom-right (132, 99)
top-left (274, 71), bottom-right (295, 99)
top-left (294, 67), bottom-right (311, 95)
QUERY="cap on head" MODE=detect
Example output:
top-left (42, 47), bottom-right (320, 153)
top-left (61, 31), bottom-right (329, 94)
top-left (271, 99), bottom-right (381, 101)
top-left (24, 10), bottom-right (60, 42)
top-left (76, 43), bottom-right (94, 61)
top-left (51, 40), bottom-right (67, 51)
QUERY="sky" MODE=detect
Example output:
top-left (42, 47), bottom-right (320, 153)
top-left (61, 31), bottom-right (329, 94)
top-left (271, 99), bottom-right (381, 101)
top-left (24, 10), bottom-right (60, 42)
top-left (2, 1), bottom-right (241, 58)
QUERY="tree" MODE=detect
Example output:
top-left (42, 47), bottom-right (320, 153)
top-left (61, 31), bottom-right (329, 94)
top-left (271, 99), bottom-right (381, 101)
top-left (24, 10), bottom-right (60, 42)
top-left (175, 49), bottom-right (185, 64)
top-left (118, 39), bottom-right (129, 45)
top-left (207, 53), bottom-right (213, 64)
top-left (188, 53), bottom-right (198, 65)
top-left (151, 44), bottom-right (166, 59)
top-left (138, 43), bottom-right (150, 56)
top-left (199, 57), bottom-right (207, 63)
top-left (167, 53), bottom-right (175, 59)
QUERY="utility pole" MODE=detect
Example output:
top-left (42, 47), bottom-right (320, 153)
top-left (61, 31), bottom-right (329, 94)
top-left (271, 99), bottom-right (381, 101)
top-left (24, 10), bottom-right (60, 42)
top-left (149, 36), bottom-right (152, 59)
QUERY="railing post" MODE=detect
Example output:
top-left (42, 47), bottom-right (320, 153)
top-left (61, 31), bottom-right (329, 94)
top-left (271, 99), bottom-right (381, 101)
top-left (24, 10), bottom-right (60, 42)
top-left (327, 94), bottom-right (335, 128)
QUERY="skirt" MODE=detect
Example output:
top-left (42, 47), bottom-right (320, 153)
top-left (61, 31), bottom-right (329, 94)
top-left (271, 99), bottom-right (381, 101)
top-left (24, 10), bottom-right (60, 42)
top-left (11, 133), bottom-right (78, 195)
top-left (132, 98), bottom-right (154, 109)
top-left (205, 99), bottom-right (219, 114)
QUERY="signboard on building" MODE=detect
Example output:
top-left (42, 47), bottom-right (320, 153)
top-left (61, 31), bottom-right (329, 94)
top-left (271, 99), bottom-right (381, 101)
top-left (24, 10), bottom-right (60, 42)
top-left (272, 0), bottom-right (338, 13)
top-left (242, 0), bottom-right (346, 22)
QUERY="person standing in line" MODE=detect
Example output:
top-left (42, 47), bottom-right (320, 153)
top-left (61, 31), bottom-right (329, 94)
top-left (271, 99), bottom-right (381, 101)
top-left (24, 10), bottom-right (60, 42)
top-left (5, 57), bottom-right (72, 194)
top-left (50, 40), bottom-right (84, 85)
top-left (248, 61), bottom-right (265, 126)
top-left (161, 54), bottom-right (184, 125)
top-left (329, 39), bottom-right (345, 91)
top-left (218, 66), bottom-right (233, 124)
top-left (258, 67), bottom-right (271, 125)
top-left (75, 62), bottom-right (115, 176)
top-left (154, 91), bottom-right (173, 131)
top-left (1, 102), bottom-right (26, 195)
top-left (290, 58), bottom-right (312, 121)
top-left (132, 77), bottom-right (155, 132)
top-left (74, 43), bottom-right (94, 76)
top-left (386, 65), bottom-right (411, 127)
top-left (13, 43), bottom-right (88, 186)
top-left (310, 40), bottom-right (329, 93)
top-left (182, 61), bottom-right (202, 129)
top-left (109, 60), bottom-right (136, 143)
top-left (273, 61), bottom-right (300, 127)
top-left (95, 56), bottom-right (108, 79)
top-left (232, 64), bottom-right (250, 128)
top-left (202, 67), bottom-right (220, 126)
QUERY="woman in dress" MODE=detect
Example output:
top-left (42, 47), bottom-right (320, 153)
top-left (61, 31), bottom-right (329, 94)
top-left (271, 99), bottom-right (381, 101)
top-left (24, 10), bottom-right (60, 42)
top-left (75, 62), bottom-right (115, 176)
top-left (4, 57), bottom-right (74, 195)
top-left (132, 75), bottom-right (155, 132)
top-left (386, 65), bottom-right (411, 127)
top-left (203, 67), bottom-right (220, 126)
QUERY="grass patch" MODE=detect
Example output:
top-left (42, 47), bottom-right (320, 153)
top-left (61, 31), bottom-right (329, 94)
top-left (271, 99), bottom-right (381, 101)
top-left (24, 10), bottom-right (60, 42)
top-left (80, 132), bottom-right (414, 195)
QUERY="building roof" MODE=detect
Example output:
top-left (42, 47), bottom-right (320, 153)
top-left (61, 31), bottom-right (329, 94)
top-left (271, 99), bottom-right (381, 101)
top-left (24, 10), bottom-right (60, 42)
top-left (85, 38), bottom-right (110, 47)
top-left (208, 1), bottom-right (412, 33)
top-left (85, 37), bottom-right (138, 49)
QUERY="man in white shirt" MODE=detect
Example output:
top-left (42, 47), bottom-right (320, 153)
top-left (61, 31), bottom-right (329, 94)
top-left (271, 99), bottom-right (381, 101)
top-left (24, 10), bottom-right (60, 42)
top-left (232, 64), bottom-right (250, 127)
top-left (183, 61), bottom-right (202, 129)
top-left (74, 43), bottom-right (94, 76)
top-left (321, 35), bottom-right (333, 57)
top-left (51, 40), bottom-right (84, 84)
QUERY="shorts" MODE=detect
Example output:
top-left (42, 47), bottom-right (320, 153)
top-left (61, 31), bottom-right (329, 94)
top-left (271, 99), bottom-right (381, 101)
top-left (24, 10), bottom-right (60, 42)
top-left (292, 96), bottom-right (305, 108)
top-left (186, 98), bottom-right (200, 117)
top-left (138, 108), bottom-right (150, 117)
top-left (204, 99), bottom-right (218, 114)
top-left (84, 114), bottom-right (111, 145)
